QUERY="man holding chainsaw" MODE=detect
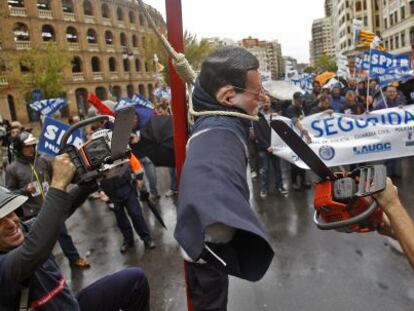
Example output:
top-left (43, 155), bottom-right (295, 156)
top-left (0, 153), bottom-right (150, 310)
top-left (374, 178), bottom-right (414, 270)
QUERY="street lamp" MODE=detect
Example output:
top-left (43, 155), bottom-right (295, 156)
top-left (122, 48), bottom-right (134, 98)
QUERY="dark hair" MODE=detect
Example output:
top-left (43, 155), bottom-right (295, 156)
top-left (198, 46), bottom-right (259, 98)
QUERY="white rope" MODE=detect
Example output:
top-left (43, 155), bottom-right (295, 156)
top-left (136, 0), bottom-right (259, 122)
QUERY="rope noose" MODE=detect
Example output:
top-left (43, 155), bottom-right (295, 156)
top-left (136, 0), bottom-right (259, 122)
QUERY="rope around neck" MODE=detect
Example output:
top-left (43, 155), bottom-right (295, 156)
top-left (136, 0), bottom-right (259, 122)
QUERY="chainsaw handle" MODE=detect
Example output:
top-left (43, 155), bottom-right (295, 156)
top-left (59, 115), bottom-right (115, 149)
top-left (313, 200), bottom-right (378, 230)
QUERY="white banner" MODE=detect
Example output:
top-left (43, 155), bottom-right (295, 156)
top-left (271, 105), bottom-right (414, 169)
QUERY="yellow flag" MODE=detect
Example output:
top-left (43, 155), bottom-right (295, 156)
top-left (156, 62), bottom-right (165, 72)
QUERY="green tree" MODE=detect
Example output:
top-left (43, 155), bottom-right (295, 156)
top-left (303, 66), bottom-right (316, 74)
top-left (315, 54), bottom-right (337, 72)
top-left (6, 43), bottom-right (73, 100)
top-left (145, 31), bottom-right (214, 84)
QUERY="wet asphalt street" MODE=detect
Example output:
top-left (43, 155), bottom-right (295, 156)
top-left (56, 160), bottom-right (414, 311)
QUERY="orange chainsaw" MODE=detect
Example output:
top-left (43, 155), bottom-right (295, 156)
top-left (270, 120), bottom-right (387, 233)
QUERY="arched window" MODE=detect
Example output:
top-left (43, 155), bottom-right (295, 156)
top-left (112, 85), bottom-right (122, 99)
top-left (355, 1), bottom-right (362, 11)
top-left (132, 34), bottom-right (138, 47)
top-left (62, 0), bottom-right (74, 13)
top-left (138, 84), bottom-right (146, 97)
top-left (135, 58), bottom-right (141, 72)
top-left (95, 87), bottom-right (107, 100)
top-left (144, 62), bottom-right (149, 72)
top-left (91, 56), bottom-right (101, 72)
top-left (142, 36), bottom-right (146, 48)
top-left (8, 0), bottom-right (24, 8)
top-left (148, 84), bottom-right (154, 102)
top-left (120, 32), bottom-right (127, 47)
top-left (87, 28), bottom-right (97, 44)
top-left (66, 26), bottom-right (78, 42)
top-left (41, 24), bottom-right (55, 42)
top-left (123, 58), bottom-right (130, 72)
top-left (72, 56), bottom-right (82, 72)
top-left (13, 23), bottom-right (30, 41)
top-left (129, 11), bottom-right (135, 23)
top-left (127, 84), bottom-right (134, 98)
top-left (101, 3), bottom-right (110, 18)
top-left (7, 95), bottom-right (17, 121)
top-left (105, 30), bottom-right (113, 45)
top-left (108, 57), bottom-right (117, 72)
top-left (83, 0), bottom-right (93, 16)
top-left (116, 7), bottom-right (123, 21)
top-left (37, 0), bottom-right (50, 10)
top-left (139, 14), bottom-right (145, 26)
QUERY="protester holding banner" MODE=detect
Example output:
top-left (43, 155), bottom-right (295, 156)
top-left (304, 81), bottom-right (321, 115)
top-left (340, 91), bottom-right (365, 115)
top-left (309, 94), bottom-right (333, 115)
top-left (374, 85), bottom-right (406, 110)
top-left (284, 92), bottom-right (312, 191)
top-left (329, 85), bottom-right (346, 113)
top-left (253, 95), bottom-right (287, 197)
top-left (5, 131), bottom-right (90, 269)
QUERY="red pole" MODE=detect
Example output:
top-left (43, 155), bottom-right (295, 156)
top-left (165, 0), bottom-right (188, 183)
top-left (164, 2), bottom-right (192, 310)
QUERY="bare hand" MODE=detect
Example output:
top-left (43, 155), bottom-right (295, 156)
top-left (377, 213), bottom-right (396, 239)
top-left (130, 133), bottom-right (140, 144)
top-left (50, 154), bottom-right (76, 191)
top-left (304, 133), bottom-right (312, 144)
top-left (24, 183), bottom-right (37, 194)
top-left (136, 179), bottom-right (144, 191)
top-left (267, 147), bottom-right (273, 153)
top-left (373, 177), bottom-right (400, 214)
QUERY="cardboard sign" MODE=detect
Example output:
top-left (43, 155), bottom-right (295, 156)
top-left (38, 117), bottom-right (83, 156)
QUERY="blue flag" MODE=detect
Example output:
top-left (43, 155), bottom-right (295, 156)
top-left (29, 98), bottom-right (67, 116)
top-left (115, 93), bottom-right (154, 127)
top-left (38, 117), bottom-right (83, 157)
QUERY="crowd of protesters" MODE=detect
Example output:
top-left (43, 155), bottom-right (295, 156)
top-left (246, 76), bottom-right (413, 198)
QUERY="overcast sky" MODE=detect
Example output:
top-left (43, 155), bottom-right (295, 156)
top-left (145, 0), bottom-right (325, 63)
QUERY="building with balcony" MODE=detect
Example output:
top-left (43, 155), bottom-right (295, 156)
top-left (379, 0), bottom-right (414, 58)
top-left (240, 37), bottom-right (284, 80)
top-left (0, 0), bottom-right (164, 123)
top-left (311, 17), bottom-right (335, 63)
top-left (331, 0), bottom-right (381, 56)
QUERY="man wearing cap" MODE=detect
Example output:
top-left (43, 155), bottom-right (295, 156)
top-left (0, 153), bottom-right (150, 310)
top-left (5, 131), bottom-right (90, 269)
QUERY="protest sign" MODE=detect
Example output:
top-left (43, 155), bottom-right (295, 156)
top-left (271, 105), bottom-right (414, 168)
top-left (38, 117), bottom-right (83, 157)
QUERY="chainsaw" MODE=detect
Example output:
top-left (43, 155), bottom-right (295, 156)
top-left (270, 119), bottom-right (387, 233)
top-left (59, 106), bottom-right (135, 184)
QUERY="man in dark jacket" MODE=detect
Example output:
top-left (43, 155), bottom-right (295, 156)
top-left (284, 92), bottom-right (312, 191)
top-left (175, 46), bottom-right (274, 310)
top-left (100, 168), bottom-right (155, 253)
top-left (0, 154), bottom-right (150, 311)
top-left (5, 131), bottom-right (90, 269)
top-left (253, 95), bottom-right (287, 197)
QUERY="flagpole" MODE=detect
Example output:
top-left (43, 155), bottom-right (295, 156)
top-left (366, 47), bottom-right (372, 112)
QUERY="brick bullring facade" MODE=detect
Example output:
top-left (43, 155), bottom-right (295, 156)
top-left (0, 0), bottom-right (164, 123)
